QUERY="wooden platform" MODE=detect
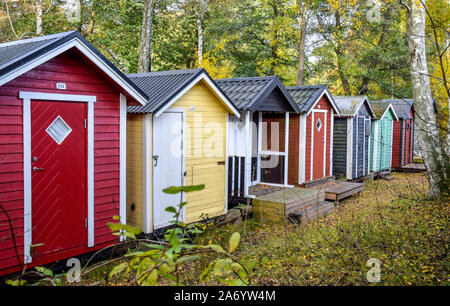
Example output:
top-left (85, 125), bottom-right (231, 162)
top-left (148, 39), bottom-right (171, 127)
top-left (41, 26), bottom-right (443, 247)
top-left (252, 187), bottom-right (325, 223)
top-left (309, 180), bottom-right (363, 204)
top-left (397, 163), bottom-right (426, 172)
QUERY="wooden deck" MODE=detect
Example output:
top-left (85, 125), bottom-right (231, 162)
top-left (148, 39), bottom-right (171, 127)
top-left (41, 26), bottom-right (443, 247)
top-left (397, 163), bottom-right (426, 172)
top-left (252, 187), bottom-right (330, 223)
top-left (309, 180), bottom-right (364, 204)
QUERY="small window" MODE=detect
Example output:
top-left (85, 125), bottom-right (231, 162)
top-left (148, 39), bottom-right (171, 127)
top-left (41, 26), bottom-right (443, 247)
top-left (46, 116), bottom-right (72, 145)
top-left (316, 118), bottom-right (322, 131)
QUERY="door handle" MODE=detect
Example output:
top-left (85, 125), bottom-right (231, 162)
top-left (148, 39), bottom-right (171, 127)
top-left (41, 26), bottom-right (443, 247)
top-left (153, 155), bottom-right (159, 167)
top-left (33, 166), bottom-right (45, 172)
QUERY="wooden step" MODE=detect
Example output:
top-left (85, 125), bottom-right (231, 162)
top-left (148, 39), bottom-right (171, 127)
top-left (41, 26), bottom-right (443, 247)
top-left (288, 201), bottom-right (335, 224)
top-left (309, 180), bottom-right (364, 203)
top-left (379, 171), bottom-right (395, 181)
top-left (252, 187), bottom-right (325, 223)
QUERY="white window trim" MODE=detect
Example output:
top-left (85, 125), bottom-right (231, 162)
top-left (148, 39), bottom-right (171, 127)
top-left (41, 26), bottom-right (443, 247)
top-left (20, 91), bottom-right (96, 264)
top-left (4, 39), bottom-right (146, 105)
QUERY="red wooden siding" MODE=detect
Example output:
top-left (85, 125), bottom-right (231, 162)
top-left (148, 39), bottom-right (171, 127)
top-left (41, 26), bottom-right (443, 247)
top-left (287, 95), bottom-right (333, 185)
top-left (392, 107), bottom-right (414, 169)
top-left (391, 119), bottom-right (402, 168)
top-left (0, 49), bottom-right (130, 275)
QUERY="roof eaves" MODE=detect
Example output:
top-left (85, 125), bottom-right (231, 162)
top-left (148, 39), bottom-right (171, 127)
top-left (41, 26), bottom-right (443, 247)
top-left (247, 76), bottom-right (278, 111)
top-left (0, 31), bottom-right (149, 105)
top-left (150, 68), bottom-right (204, 114)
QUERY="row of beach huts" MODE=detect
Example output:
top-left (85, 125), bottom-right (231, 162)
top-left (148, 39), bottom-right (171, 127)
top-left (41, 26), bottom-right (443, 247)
top-left (0, 32), bottom-right (417, 275)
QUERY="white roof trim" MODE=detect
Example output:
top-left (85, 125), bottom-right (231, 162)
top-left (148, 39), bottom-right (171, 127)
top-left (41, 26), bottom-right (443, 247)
top-left (0, 37), bottom-right (147, 105)
top-left (154, 72), bottom-right (241, 118)
top-left (379, 103), bottom-right (399, 121)
top-left (305, 89), bottom-right (340, 116)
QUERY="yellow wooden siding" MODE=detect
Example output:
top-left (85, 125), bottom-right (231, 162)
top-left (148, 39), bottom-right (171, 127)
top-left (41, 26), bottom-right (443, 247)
top-left (126, 114), bottom-right (144, 230)
top-left (170, 81), bottom-right (228, 223)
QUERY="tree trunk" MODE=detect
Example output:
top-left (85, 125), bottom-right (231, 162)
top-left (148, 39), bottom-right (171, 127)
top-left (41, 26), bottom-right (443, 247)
top-left (138, 0), bottom-right (156, 73)
top-left (334, 12), bottom-right (351, 95)
top-left (406, 0), bottom-right (449, 197)
top-left (36, 0), bottom-right (43, 35)
top-left (296, 0), bottom-right (307, 86)
top-left (197, 17), bottom-right (203, 66)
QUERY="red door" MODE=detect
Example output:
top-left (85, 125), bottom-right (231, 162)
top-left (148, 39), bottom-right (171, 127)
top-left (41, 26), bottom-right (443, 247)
top-left (312, 111), bottom-right (325, 181)
top-left (31, 100), bottom-right (87, 259)
top-left (405, 119), bottom-right (411, 164)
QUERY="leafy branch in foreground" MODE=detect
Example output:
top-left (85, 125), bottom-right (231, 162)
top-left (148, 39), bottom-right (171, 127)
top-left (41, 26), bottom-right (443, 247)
top-left (107, 184), bottom-right (249, 286)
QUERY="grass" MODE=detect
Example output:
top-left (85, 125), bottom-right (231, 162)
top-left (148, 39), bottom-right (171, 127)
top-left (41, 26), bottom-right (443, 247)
top-left (189, 172), bottom-right (449, 285)
top-left (27, 172), bottom-right (449, 286)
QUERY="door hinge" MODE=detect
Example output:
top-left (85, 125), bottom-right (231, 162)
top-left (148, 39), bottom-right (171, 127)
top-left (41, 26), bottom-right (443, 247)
top-left (85, 218), bottom-right (88, 228)
top-left (84, 118), bottom-right (87, 129)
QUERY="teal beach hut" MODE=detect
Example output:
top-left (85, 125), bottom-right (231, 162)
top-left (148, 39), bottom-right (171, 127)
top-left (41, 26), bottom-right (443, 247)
top-left (369, 101), bottom-right (399, 173)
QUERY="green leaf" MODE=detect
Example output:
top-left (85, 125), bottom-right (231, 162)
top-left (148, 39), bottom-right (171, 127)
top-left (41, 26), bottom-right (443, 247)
top-left (142, 243), bottom-right (165, 250)
top-left (35, 266), bottom-right (54, 277)
top-left (160, 263), bottom-right (176, 274)
top-left (137, 258), bottom-right (157, 286)
top-left (139, 269), bottom-right (158, 286)
top-left (199, 262), bottom-right (214, 282)
top-left (164, 206), bottom-right (177, 214)
top-left (187, 228), bottom-right (203, 234)
top-left (109, 262), bottom-right (128, 278)
top-left (228, 232), bottom-right (240, 253)
top-left (175, 255), bottom-right (201, 264)
top-left (5, 279), bottom-right (27, 286)
top-left (213, 258), bottom-right (233, 278)
top-left (163, 184), bottom-right (205, 194)
top-left (203, 244), bottom-right (225, 253)
top-left (107, 222), bottom-right (142, 235)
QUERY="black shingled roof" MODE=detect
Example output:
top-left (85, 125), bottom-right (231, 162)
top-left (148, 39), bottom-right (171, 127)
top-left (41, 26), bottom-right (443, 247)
top-left (0, 31), bottom-right (148, 102)
top-left (286, 85), bottom-right (338, 114)
top-left (379, 99), bottom-right (413, 119)
top-left (127, 68), bottom-right (239, 114)
top-left (215, 76), bottom-right (300, 113)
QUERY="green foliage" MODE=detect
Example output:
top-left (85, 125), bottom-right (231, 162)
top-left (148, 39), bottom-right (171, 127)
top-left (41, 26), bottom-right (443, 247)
top-left (1, 0), bottom-right (446, 102)
top-left (194, 173), bottom-right (449, 285)
top-left (106, 184), bottom-right (248, 286)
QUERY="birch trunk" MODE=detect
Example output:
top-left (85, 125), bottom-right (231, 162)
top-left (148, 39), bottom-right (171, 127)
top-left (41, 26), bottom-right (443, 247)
top-left (197, 17), bottom-right (203, 66)
top-left (406, 0), bottom-right (448, 197)
top-left (36, 0), bottom-right (43, 35)
top-left (296, 0), bottom-right (307, 86)
top-left (138, 0), bottom-right (155, 73)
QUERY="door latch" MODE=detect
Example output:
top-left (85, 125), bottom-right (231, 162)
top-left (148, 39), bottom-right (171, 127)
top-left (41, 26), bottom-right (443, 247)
top-left (153, 155), bottom-right (159, 166)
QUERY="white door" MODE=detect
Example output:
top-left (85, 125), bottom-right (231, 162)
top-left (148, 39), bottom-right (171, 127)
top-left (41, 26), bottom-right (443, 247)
top-left (153, 112), bottom-right (184, 229)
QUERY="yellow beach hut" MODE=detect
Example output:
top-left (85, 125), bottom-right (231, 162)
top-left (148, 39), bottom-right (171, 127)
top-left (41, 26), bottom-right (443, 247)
top-left (126, 68), bottom-right (241, 233)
